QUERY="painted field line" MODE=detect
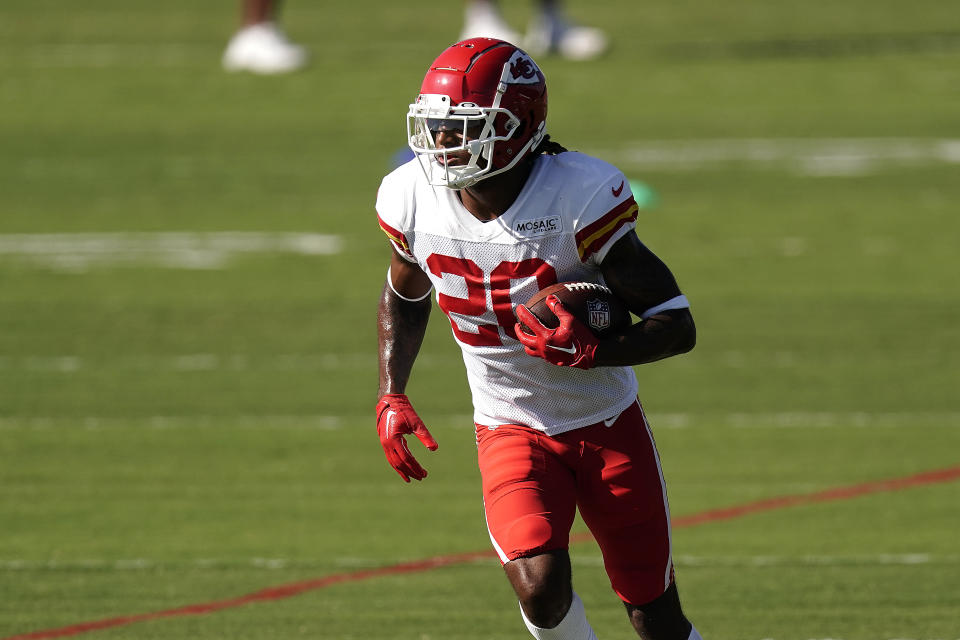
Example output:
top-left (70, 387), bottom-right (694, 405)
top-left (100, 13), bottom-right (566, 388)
top-left (668, 465), bottom-right (960, 529)
top-left (11, 43), bottom-right (211, 68)
top-left (595, 137), bottom-right (960, 176)
top-left (5, 465), bottom-right (960, 640)
top-left (1, 551), bottom-right (492, 640)
top-left (8, 552), bottom-right (957, 573)
top-left (0, 232), bottom-right (341, 271)
top-left (3, 410), bottom-right (959, 431)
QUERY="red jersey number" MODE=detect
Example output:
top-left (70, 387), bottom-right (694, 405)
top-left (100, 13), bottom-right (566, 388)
top-left (426, 254), bottom-right (557, 347)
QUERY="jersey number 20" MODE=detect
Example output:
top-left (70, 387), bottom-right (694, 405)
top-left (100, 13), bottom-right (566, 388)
top-left (426, 254), bottom-right (557, 347)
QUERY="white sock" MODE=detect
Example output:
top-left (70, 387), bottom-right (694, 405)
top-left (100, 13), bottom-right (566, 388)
top-left (687, 625), bottom-right (704, 640)
top-left (520, 591), bottom-right (598, 640)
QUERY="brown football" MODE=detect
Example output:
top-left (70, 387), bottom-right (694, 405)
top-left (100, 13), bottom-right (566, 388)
top-left (519, 282), bottom-right (632, 338)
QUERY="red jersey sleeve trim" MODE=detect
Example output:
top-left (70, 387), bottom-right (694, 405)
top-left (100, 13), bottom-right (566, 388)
top-left (377, 214), bottom-right (414, 258)
top-left (575, 198), bottom-right (639, 261)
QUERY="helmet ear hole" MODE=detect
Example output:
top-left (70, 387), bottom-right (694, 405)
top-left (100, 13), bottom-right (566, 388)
top-left (513, 118), bottom-right (527, 138)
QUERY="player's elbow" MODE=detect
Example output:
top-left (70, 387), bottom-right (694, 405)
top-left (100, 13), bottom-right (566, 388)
top-left (672, 309), bottom-right (696, 355)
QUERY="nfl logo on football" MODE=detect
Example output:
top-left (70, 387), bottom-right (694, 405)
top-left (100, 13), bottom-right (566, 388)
top-left (586, 299), bottom-right (611, 332)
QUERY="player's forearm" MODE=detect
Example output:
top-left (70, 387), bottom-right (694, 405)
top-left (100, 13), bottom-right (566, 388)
top-left (593, 308), bottom-right (696, 366)
top-left (377, 282), bottom-right (432, 397)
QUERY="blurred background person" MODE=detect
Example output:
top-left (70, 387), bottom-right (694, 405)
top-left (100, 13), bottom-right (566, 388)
top-left (223, 0), bottom-right (307, 74)
top-left (461, 0), bottom-right (608, 60)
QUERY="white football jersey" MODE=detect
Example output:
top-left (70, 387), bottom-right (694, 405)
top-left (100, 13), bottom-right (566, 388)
top-left (377, 152), bottom-right (645, 436)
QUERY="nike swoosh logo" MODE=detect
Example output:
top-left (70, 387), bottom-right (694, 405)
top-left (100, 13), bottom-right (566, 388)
top-left (603, 416), bottom-right (617, 427)
top-left (611, 180), bottom-right (624, 197)
top-left (546, 343), bottom-right (578, 354)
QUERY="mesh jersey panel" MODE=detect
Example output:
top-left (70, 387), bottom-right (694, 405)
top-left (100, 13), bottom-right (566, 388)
top-left (376, 153), bottom-right (640, 435)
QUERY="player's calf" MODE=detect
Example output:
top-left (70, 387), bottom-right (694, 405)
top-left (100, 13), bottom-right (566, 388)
top-left (623, 582), bottom-right (702, 640)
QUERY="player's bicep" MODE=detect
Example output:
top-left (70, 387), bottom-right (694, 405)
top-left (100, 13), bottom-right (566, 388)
top-left (599, 232), bottom-right (685, 318)
top-left (388, 249), bottom-right (433, 302)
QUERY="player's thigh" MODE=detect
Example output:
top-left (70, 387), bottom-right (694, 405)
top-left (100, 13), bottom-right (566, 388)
top-left (476, 424), bottom-right (578, 562)
top-left (576, 402), bottom-right (673, 605)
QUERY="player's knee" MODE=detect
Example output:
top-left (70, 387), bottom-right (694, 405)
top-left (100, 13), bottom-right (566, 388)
top-left (505, 551), bottom-right (572, 628)
top-left (519, 584), bottom-right (571, 628)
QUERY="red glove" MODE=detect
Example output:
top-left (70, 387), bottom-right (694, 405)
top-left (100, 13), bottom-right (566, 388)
top-left (514, 295), bottom-right (599, 370)
top-left (376, 394), bottom-right (438, 482)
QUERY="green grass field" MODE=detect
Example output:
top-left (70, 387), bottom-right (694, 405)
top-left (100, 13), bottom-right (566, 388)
top-left (2, 1), bottom-right (959, 638)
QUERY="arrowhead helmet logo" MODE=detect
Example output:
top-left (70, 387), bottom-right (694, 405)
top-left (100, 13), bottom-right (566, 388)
top-left (510, 57), bottom-right (536, 80)
top-left (505, 51), bottom-right (542, 85)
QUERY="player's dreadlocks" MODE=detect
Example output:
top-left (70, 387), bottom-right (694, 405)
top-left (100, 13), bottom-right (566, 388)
top-left (533, 135), bottom-right (568, 155)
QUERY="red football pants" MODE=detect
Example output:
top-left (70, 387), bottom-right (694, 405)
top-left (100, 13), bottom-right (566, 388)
top-left (476, 400), bottom-right (673, 606)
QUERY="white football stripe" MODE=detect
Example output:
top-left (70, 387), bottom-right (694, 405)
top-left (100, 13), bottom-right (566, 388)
top-left (651, 411), bottom-right (960, 429)
top-left (570, 553), bottom-right (958, 567)
top-left (4, 553), bottom-right (951, 573)
top-left (0, 415), bottom-right (346, 430)
top-left (1, 411), bottom-right (957, 430)
top-left (0, 232), bottom-right (341, 270)
top-left (593, 138), bottom-right (960, 176)
top-left (11, 43), bottom-right (211, 68)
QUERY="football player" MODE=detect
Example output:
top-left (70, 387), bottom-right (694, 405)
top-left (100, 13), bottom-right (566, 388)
top-left (376, 38), bottom-right (702, 640)
top-left (222, 0), bottom-right (307, 74)
top-left (460, 0), bottom-right (608, 61)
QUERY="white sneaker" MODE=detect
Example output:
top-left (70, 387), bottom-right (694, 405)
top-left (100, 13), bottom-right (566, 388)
top-left (460, 3), bottom-right (521, 45)
top-left (222, 22), bottom-right (307, 74)
top-left (525, 14), bottom-right (608, 61)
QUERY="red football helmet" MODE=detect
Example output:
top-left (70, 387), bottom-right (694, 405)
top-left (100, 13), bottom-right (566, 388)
top-left (407, 38), bottom-right (548, 189)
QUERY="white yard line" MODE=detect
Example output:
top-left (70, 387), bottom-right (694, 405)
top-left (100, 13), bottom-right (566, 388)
top-left (3, 553), bottom-right (955, 572)
top-left (572, 553), bottom-right (958, 568)
top-left (0, 352), bottom-right (427, 373)
top-left (0, 231), bottom-right (341, 270)
top-left (673, 553), bottom-right (944, 567)
top-left (9, 43), bottom-right (213, 68)
top-left (0, 415), bottom-right (348, 430)
top-left (653, 411), bottom-right (960, 429)
top-left (0, 411), bottom-right (957, 431)
top-left (594, 138), bottom-right (960, 176)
